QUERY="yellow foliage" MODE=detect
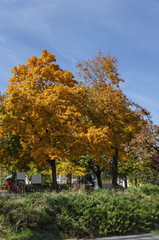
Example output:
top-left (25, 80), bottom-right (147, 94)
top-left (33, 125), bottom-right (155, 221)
top-left (1, 50), bottom-right (147, 182)
top-left (3, 50), bottom-right (84, 171)
top-left (57, 160), bottom-right (87, 177)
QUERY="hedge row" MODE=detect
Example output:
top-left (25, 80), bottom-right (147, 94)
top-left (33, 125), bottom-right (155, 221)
top-left (1, 184), bottom-right (159, 239)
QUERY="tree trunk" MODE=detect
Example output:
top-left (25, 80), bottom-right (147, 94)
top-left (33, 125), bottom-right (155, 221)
top-left (124, 174), bottom-right (128, 188)
top-left (78, 176), bottom-right (81, 189)
top-left (112, 148), bottom-right (118, 188)
top-left (47, 159), bottom-right (58, 192)
top-left (67, 173), bottom-right (72, 188)
top-left (96, 167), bottom-right (103, 188)
top-left (134, 177), bottom-right (138, 187)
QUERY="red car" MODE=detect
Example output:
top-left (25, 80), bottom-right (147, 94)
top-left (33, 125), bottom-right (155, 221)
top-left (4, 175), bottom-right (14, 186)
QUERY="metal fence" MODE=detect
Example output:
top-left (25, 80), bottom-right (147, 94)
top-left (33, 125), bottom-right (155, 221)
top-left (0, 184), bottom-right (47, 194)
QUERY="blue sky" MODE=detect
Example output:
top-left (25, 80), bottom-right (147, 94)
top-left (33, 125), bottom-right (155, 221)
top-left (0, 0), bottom-right (159, 124)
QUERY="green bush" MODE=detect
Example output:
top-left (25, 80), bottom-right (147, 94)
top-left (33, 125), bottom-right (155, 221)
top-left (138, 184), bottom-right (159, 195)
top-left (1, 185), bottom-right (159, 239)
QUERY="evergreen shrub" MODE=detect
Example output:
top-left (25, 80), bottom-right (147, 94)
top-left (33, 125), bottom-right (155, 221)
top-left (1, 185), bottom-right (159, 239)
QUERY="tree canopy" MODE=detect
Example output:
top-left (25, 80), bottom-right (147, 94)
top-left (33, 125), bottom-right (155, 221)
top-left (0, 50), bottom-right (156, 190)
top-left (2, 50), bottom-right (85, 190)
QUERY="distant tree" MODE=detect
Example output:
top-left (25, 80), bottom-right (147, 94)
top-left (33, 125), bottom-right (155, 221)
top-left (124, 122), bottom-right (159, 185)
top-left (76, 51), bottom-right (148, 188)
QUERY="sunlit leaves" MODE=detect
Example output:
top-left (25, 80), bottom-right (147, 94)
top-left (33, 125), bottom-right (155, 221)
top-left (77, 51), bottom-right (124, 87)
top-left (1, 50), bottom-right (153, 189)
top-left (3, 50), bottom-right (84, 174)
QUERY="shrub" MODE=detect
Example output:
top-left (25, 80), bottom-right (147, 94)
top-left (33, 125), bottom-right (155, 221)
top-left (1, 185), bottom-right (159, 239)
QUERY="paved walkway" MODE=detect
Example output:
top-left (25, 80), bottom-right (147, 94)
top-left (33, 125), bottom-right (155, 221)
top-left (90, 234), bottom-right (159, 240)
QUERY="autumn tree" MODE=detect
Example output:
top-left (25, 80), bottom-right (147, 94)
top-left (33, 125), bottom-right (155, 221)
top-left (125, 121), bottom-right (159, 160)
top-left (124, 121), bottom-right (159, 185)
top-left (0, 94), bottom-right (25, 171)
top-left (56, 159), bottom-right (87, 188)
top-left (72, 154), bottom-right (105, 188)
top-left (2, 50), bottom-right (85, 191)
top-left (76, 51), bottom-right (147, 188)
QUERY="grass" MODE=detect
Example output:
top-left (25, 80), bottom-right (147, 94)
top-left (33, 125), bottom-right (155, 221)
top-left (1, 229), bottom-right (64, 240)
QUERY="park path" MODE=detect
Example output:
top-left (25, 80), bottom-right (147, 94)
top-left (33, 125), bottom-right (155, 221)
top-left (90, 234), bottom-right (159, 240)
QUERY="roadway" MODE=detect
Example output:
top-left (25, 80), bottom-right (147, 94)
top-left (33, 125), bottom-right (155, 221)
top-left (89, 234), bottom-right (159, 240)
